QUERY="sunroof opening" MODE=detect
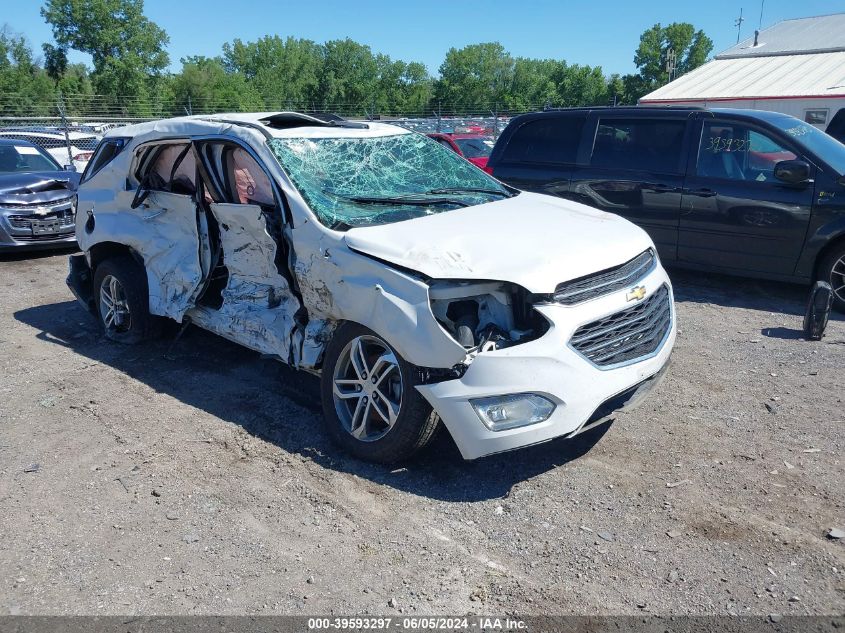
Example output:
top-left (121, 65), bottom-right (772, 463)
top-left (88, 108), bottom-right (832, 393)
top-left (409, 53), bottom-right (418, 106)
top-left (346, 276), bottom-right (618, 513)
top-left (259, 112), bottom-right (369, 130)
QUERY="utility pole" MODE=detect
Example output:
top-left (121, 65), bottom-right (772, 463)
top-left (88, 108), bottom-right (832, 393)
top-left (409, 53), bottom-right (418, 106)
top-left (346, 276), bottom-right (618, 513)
top-left (665, 48), bottom-right (677, 82)
top-left (735, 8), bottom-right (745, 44)
top-left (56, 92), bottom-right (73, 168)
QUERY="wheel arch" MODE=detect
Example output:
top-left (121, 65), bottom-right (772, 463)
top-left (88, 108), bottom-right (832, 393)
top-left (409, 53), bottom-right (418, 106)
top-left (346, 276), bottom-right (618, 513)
top-left (87, 240), bottom-right (144, 273)
top-left (813, 233), bottom-right (845, 280)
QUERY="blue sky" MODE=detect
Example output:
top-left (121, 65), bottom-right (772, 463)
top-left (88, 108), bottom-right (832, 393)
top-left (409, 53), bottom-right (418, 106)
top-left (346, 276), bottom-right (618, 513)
top-left (9, 0), bottom-right (841, 76)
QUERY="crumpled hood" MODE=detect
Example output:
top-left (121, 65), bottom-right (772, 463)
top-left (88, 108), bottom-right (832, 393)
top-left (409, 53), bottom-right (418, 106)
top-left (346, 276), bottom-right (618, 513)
top-left (344, 192), bottom-right (655, 293)
top-left (0, 171), bottom-right (79, 205)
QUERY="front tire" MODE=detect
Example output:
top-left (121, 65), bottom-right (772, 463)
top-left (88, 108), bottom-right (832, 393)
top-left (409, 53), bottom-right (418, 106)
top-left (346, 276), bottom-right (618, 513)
top-left (93, 256), bottom-right (161, 344)
top-left (818, 244), bottom-right (845, 312)
top-left (320, 323), bottom-right (439, 463)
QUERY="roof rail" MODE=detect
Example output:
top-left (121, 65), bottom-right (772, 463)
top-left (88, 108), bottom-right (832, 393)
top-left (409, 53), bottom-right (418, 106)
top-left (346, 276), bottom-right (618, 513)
top-left (541, 104), bottom-right (709, 112)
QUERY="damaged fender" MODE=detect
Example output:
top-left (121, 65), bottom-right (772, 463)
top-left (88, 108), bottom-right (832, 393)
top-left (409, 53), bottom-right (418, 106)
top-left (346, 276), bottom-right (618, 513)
top-left (291, 225), bottom-right (467, 371)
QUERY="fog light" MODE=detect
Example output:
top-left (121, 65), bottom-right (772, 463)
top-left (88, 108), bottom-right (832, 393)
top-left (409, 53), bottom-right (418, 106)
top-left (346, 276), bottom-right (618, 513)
top-left (470, 393), bottom-right (556, 432)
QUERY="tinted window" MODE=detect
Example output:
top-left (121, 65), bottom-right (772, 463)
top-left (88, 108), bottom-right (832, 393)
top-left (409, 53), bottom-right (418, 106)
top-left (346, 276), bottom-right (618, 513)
top-left (82, 138), bottom-right (127, 182)
top-left (697, 121), bottom-right (797, 182)
top-left (591, 118), bottom-right (686, 173)
top-left (766, 114), bottom-right (845, 176)
top-left (501, 116), bottom-right (585, 164)
top-left (827, 108), bottom-right (845, 144)
top-left (436, 138), bottom-right (457, 152)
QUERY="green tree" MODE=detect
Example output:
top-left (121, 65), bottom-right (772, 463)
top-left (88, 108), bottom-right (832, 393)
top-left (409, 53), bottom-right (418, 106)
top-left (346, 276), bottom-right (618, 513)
top-left (41, 0), bottom-right (170, 114)
top-left (171, 56), bottom-right (263, 113)
top-left (553, 63), bottom-right (609, 107)
top-left (223, 36), bottom-right (323, 108)
top-left (505, 58), bottom-right (561, 110)
top-left (623, 22), bottom-right (713, 103)
top-left (435, 42), bottom-right (514, 112)
top-left (319, 38), bottom-right (380, 113)
top-left (0, 27), bottom-right (57, 115)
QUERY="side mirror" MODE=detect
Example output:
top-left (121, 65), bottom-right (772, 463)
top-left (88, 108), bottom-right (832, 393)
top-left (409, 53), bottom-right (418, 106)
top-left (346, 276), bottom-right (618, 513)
top-left (774, 160), bottom-right (811, 185)
top-left (64, 164), bottom-right (77, 172)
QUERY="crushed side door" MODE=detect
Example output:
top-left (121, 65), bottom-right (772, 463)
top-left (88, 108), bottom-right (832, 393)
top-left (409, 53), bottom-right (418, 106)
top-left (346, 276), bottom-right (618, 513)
top-left (186, 141), bottom-right (305, 363)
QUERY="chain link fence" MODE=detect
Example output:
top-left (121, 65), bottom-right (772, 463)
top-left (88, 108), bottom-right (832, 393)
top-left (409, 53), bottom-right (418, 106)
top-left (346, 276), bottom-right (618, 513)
top-left (0, 92), bottom-right (562, 165)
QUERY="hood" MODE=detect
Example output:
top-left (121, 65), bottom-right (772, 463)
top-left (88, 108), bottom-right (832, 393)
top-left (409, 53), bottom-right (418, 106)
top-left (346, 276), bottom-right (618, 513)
top-left (344, 192), bottom-right (654, 293)
top-left (0, 171), bottom-right (79, 205)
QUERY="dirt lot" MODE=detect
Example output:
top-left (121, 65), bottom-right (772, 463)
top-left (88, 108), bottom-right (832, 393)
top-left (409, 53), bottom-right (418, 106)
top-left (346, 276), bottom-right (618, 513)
top-left (0, 249), bottom-right (843, 617)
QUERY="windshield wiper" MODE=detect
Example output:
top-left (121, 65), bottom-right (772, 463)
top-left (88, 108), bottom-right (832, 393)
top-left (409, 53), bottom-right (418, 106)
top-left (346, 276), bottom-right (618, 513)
top-left (327, 193), bottom-right (470, 208)
top-left (425, 187), bottom-right (512, 197)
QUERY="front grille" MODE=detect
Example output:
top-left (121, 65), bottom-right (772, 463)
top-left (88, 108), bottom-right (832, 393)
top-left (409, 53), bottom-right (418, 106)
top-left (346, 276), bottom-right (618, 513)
top-left (554, 249), bottom-right (656, 305)
top-left (13, 232), bottom-right (75, 242)
top-left (8, 210), bottom-right (75, 230)
top-left (570, 284), bottom-right (671, 367)
top-left (0, 196), bottom-right (74, 210)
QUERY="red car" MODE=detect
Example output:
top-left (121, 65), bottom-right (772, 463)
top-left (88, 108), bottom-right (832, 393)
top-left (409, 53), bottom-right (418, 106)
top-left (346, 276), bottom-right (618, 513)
top-left (427, 133), bottom-right (496, 170)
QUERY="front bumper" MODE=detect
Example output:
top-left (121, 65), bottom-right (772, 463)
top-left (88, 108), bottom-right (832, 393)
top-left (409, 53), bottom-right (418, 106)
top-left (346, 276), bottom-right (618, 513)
top-left (416, 266), bottom-right (676, 460)
top-left (66, 253), bottom-right (95, 313)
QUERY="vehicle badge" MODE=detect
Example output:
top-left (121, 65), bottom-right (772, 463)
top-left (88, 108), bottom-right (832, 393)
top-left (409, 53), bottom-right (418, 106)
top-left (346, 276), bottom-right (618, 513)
top-left (626, 285), bottom-right (647, 302)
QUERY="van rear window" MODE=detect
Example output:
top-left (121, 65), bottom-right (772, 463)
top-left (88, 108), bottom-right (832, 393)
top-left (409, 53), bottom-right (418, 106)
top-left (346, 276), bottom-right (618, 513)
top-left (591, 118), bottom-right (686, 173)
top-left (501, 116), bottom-right (585, 164)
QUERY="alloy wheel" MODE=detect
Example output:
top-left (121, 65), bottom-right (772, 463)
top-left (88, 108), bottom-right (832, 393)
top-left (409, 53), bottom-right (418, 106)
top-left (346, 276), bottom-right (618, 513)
top-left (332, 335), bottom-right (403, 442)
top-left (99, 274), bottom-right (131, 332)
top-left (831, 255), bottom-right (845, 304)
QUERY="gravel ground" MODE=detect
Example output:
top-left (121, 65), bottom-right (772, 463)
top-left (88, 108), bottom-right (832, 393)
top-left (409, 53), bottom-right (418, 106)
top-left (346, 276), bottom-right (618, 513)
top-left (0, 249), bottom-right (843, 617)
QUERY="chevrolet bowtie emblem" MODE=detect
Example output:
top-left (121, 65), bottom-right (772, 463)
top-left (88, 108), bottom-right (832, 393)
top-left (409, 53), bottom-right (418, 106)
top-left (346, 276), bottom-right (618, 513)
top-left (626, 285), bottom-right (647, 302)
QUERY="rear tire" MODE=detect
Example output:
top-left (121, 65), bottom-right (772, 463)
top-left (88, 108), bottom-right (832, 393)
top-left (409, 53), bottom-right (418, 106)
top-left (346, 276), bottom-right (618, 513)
top-left (320, 323), bottom-right (439, 463)
top-left (93, 256), bottom-right (162, 344)
top-left (818, 244), bottom-right (845, 312)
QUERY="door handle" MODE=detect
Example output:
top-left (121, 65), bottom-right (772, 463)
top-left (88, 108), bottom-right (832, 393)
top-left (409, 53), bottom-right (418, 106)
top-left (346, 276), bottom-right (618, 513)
top-left (142, 209), bottom-right (168, 220)
top-left (644, 183), bottom-right (677, 193)
top-left (685, 188), bottom-right (717, 198)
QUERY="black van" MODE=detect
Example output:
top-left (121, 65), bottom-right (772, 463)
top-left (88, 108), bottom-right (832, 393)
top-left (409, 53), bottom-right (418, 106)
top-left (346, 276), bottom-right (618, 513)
top-left (488, 106), bottom-right (845, 310)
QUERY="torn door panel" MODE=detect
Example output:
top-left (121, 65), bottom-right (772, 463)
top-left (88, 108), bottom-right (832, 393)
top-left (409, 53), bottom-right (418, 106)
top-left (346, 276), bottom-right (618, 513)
top-left (187, 202), bottom-right (301, 361)
top-left (79, 189), bottom-right (205, 322)
top-left (141, 191), bottom-right (205, 319)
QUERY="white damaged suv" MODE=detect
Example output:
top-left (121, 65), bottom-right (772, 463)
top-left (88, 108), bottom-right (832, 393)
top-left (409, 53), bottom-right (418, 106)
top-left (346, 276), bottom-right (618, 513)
top-left (68, 112), bottom-right (675, 462)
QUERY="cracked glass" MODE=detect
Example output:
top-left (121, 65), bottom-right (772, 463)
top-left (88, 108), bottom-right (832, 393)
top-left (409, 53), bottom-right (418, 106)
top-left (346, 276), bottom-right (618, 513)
top-left (268, 132), bottom-right (510, 229)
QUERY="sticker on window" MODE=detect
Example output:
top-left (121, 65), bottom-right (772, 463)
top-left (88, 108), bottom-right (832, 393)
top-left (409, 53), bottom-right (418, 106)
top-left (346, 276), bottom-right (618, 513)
top-left (15, 146), bottom-right (40, 155)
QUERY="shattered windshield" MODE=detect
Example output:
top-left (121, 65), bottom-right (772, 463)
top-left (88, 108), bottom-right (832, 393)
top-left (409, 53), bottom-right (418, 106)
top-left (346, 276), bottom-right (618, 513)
top-left (268, 132), bottom-right (511, 229)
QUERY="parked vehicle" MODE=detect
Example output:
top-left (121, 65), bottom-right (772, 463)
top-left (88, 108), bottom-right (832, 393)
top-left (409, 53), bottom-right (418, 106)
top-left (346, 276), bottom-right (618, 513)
top-left (488, 106), bottom-right (845, 310)
top-left (0, 128), bottom-right (99, 171)
top-left (827, 109), bottom-right (845, 144)
top-left (0, 139), bottom-right (79, 251)
top-left (427, 132), bottom-right (496, 169)
top-left (68, 112), bottom-right (674, 463)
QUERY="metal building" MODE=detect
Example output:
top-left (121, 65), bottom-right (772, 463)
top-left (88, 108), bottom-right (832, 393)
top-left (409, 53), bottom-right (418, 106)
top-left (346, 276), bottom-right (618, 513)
top-left (640, 13), bottom-right (845, 140)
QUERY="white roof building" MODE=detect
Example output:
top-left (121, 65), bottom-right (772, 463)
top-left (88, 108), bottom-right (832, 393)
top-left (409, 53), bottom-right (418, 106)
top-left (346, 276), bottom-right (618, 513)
top-left (640, 13), bottom-right (845, 136)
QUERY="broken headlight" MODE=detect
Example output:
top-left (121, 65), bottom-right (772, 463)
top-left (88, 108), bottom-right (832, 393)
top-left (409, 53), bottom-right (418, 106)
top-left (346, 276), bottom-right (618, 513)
top-left (428, 280), bottom-right (549, 351)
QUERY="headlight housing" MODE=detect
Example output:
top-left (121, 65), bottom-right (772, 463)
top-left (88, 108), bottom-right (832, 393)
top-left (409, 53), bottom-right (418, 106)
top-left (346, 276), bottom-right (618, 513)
top-left (470, 393), bottom-right (556, 431)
